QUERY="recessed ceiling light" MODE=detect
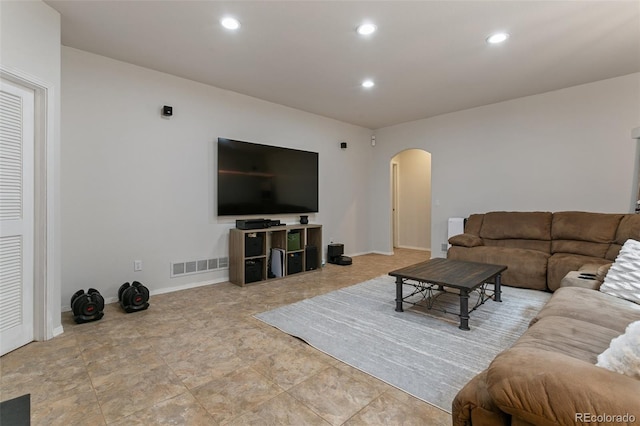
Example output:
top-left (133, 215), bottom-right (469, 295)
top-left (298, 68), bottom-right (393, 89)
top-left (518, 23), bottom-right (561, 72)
top-left (221, 17), bottom-right (240, 30)
top-left (362, 79), bottom-right (375, 88)
top-left (486, 32), bottom-right (509, 44)
top-left (356, 23), bottom-right (377, 36)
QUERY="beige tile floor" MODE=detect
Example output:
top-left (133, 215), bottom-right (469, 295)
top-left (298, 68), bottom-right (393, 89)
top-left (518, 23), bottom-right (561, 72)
top-left (1, 249), bottom-right (452, 425)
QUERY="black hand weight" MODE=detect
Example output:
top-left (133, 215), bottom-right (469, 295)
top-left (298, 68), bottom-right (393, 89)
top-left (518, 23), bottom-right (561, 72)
top-left (70, 288), bottom-right (105, 324)
top-left (118, 281), bottom-right (150, 313)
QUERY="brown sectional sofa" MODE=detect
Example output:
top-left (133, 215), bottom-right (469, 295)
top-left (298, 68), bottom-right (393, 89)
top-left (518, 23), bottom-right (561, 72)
top-left (453, 286), bottom-right (640, 426)
top-left (449, 211), bottom-right (640, 425)
top-left (448, 211), bottom-right (640, 291)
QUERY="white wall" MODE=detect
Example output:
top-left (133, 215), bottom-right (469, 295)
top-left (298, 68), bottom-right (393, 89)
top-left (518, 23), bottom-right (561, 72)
top-left (61, 47), bottom-right (372, 307)
top-left (392, 149), bottom-right (431, 250)
top-left (371, 73), bottom-right (640, 257)
top-left (0, 1), bottom-right (62, 337)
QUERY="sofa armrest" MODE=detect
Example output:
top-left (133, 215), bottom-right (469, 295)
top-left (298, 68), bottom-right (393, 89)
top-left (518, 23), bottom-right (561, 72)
top-left (579, 262), bottom-right (612, 282)
top-left (449, 233), bottom-right (483, 248)
top-left (560, 271), bottom-right (601, 290)
top-left (487, 347), bottom-right (640, 426)
top-left (452, 370), bottom-right (510, 426)
top-left (578, 263), bottom-right (602, 274)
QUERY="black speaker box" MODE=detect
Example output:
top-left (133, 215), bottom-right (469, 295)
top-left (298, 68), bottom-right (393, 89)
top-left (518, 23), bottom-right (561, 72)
top-left (305, 245), bottom-right (318, 271)
top-left (245, 259), bottom-right (264, 283)
top-left (287, 252), bottom-right (303, 275)
top-left (245, 233), bottom-right (264, 257)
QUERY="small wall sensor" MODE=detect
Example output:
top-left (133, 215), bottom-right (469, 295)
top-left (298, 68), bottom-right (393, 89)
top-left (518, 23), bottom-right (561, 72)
top-left (340, 142), bottom-right (347, 149)
top-left (162, 105), bottom-right (173, 117)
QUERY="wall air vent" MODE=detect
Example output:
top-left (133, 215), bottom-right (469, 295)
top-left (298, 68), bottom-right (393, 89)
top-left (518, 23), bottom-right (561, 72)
top-left (185, 261), bottom-right (197, 274)
top-left (171, 256), bottom-right (228, 278)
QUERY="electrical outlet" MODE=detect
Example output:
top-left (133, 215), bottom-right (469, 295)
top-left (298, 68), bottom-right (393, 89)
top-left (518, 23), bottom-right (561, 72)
top-left (441, 243), bottom-right (448, 251)
top-left (134, 260), bottom-right (142, 271)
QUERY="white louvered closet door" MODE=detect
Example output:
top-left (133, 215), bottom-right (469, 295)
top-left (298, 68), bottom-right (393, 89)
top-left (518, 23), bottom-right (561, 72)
top-left (0, 78), bottom-right (35, 356)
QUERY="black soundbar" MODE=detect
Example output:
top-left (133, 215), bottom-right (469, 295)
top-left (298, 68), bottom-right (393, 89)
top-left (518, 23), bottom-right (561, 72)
top-left (236, 219), bottom-right (282, 230)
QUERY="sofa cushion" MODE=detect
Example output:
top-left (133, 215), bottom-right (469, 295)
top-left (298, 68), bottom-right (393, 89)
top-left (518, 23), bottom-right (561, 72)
top-left (615, 214), bottom-right (640, 244)
top-left (551, 240), bottom-right (609, 258)
top-left (551, 211), bottom-right (623, 243)
top-left (515, 316), bottom-right (622, 363)
top-left (546, 253), bottom-right (611, 292)
top-left (464, 213), bottom-right (484, 235)
top-left (606, 213), bottom-right (640, 261)
top-left (447, 246), bottom-right (549, 291)
top-left (531, 286), bottom-right (640, 334)
top-left (483, 238), bottom-right (550, 254)
top-left (479, 211), bottom-right (552, 240)
top-left (606, 244), bottom-right (622, 261)
top-left (596, 320), bottom-right (640, 379)
top-left (600, 238), bottom-right (640, 305)
top-left (606, 214), bottom-right (640, 260)
top-left (448, 233), bottom-right (483, 248)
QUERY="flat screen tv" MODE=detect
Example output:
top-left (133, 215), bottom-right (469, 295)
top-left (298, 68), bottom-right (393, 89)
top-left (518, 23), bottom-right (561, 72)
top-left (217, 138), bottom-right (319, 216)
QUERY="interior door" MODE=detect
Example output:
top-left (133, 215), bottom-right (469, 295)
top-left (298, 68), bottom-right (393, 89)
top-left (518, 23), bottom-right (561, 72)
top-left (0, 77), bottom-right (35, 355)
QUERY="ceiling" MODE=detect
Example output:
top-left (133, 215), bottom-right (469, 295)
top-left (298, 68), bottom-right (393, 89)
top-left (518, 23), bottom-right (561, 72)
top-left (45, 1), bottom-right (640, 130)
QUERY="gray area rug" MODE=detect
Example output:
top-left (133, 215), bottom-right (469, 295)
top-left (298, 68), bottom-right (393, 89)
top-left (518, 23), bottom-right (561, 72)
top-left (254, 275), bottom-right (551, 412)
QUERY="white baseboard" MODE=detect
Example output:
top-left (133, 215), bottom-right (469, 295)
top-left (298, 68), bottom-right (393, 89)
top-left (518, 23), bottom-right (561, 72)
top-left (369, 248), bottom-right (432, 256)
top-left (150, 277), bottom-right (228, 297)
top-left (52, 325), bottom-right (64, 337)
top-left (347, 251), bottom-right (375, 257)
top-left (395, 245), bottom-right (431, 251)
top-left (61, 277), bottom-right (229, 312)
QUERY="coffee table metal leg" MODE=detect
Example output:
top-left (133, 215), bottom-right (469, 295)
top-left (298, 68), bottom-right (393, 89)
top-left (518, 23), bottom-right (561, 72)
top-left (494, 273), bottom-right (502, 302)
top-left (395, 277), bottom-right (404, 312)
top-left (459, 289), bottom-right (470, 330)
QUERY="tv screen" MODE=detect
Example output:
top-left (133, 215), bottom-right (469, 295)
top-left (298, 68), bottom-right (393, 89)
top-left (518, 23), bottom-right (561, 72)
top-left (217, 138), bottom-right (319, 216)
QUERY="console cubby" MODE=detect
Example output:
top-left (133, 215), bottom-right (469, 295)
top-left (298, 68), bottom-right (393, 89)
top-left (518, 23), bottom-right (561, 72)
top-left (229, 224), bottom-right (322, 286)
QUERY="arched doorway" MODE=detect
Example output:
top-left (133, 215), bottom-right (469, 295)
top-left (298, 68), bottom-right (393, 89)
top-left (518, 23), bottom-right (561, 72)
top-left (390, 149), bottom-right (431, 252)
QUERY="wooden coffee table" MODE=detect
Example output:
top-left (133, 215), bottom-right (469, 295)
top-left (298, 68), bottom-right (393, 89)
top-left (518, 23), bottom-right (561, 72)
top-left (389, 258), bottom-right (507, 330)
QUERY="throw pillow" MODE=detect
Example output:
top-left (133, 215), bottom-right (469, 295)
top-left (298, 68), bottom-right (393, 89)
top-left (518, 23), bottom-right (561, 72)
top-left (600, 238), bottom-right (640, 304)
top-left (596, 320), bottom-right (640, 379)
top-left (448, 233), bottom-right (483, 248)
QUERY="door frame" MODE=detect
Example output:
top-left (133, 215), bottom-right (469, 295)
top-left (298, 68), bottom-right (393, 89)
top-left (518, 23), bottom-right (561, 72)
top-left (389, 149), bottom-right (432, 253)
top-left (391, 162), bottom-right (399, 248)
top-left (1, 65), bottom-right (58, 341)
